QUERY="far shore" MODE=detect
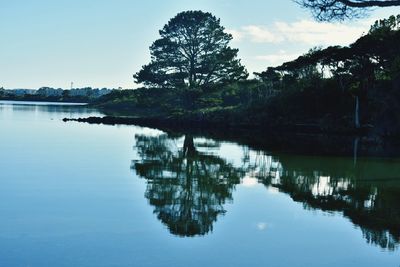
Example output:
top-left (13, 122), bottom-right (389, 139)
top-left (0, 99), bottom-right (88, 105)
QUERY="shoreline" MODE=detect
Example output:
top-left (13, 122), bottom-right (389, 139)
top-left (62, 115), bottom-right (400, 158)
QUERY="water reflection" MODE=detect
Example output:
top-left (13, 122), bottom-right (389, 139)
top-left (0, 100), bottom-right (100, 119)
top-left (7, 102), bottom-right (94, 114)
top-left (132, 132), bottom-right (400, 250)
top-left (257, 154), bottom-right (400, 250)
top-left (132, 134), bottom-right (242, 236)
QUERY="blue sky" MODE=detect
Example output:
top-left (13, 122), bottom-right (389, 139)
top-left (1, 0), bottom-right (399, 89)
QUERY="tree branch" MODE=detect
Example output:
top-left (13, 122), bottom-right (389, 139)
top-left (338, 0), bottom-right (400, 7)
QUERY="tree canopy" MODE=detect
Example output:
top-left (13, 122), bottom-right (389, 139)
top-left (253, 15), bottom-right (400, 132)
top-left (134, 10), bottom-right (248, 89)
top-left (295, 0), bottom-right (400, 21)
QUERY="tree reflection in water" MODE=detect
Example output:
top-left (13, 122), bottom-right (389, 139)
top-left (132, 133), bottom-right (400, 250)
top-left (248, 154), bottom-right (400, 251)
top-left (132, 134), bottom-right (242, 237)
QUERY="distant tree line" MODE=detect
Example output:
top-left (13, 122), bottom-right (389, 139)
top-left (0, 87), bottom-right (116, 103)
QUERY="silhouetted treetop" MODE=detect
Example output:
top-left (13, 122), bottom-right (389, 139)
top-left (295, 0), bottom-right (400, 21)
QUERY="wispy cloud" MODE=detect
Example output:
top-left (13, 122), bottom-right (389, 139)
top-left (228, 19), bottom-right (370, 46)
top-left (257, 222), bottom-right (268, 231)
top-left (242, 25), bottom-right (283, 43)
top-left (255, 50), bottom-right (302, 66)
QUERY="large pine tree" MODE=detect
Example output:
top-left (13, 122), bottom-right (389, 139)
top-left (134, 11), bottom-right (248, 89)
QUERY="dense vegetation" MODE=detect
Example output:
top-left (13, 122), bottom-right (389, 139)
top-left (93, 14), bottom-right (400, 138)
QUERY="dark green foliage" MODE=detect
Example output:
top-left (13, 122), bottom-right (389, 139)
top-left (248, 15), bottom-right (400, 133)
top-left (134, 10), bottom-right (248, 89)
top-left (98, 15), bottom-right (400, 136)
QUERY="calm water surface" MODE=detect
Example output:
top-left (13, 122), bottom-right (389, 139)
top-left (0, 101), bottom-right (399, 267)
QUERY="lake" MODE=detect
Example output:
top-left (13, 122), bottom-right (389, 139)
top-left (0, 100), bottom-right (399, 267)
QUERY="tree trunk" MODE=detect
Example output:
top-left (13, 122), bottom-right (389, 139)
top-left (189, 56), bottom-right (195, 88)
top-left (355, 96), bottom-right (360, 129)
top-left (183, 135), bottom-right (196, 157)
